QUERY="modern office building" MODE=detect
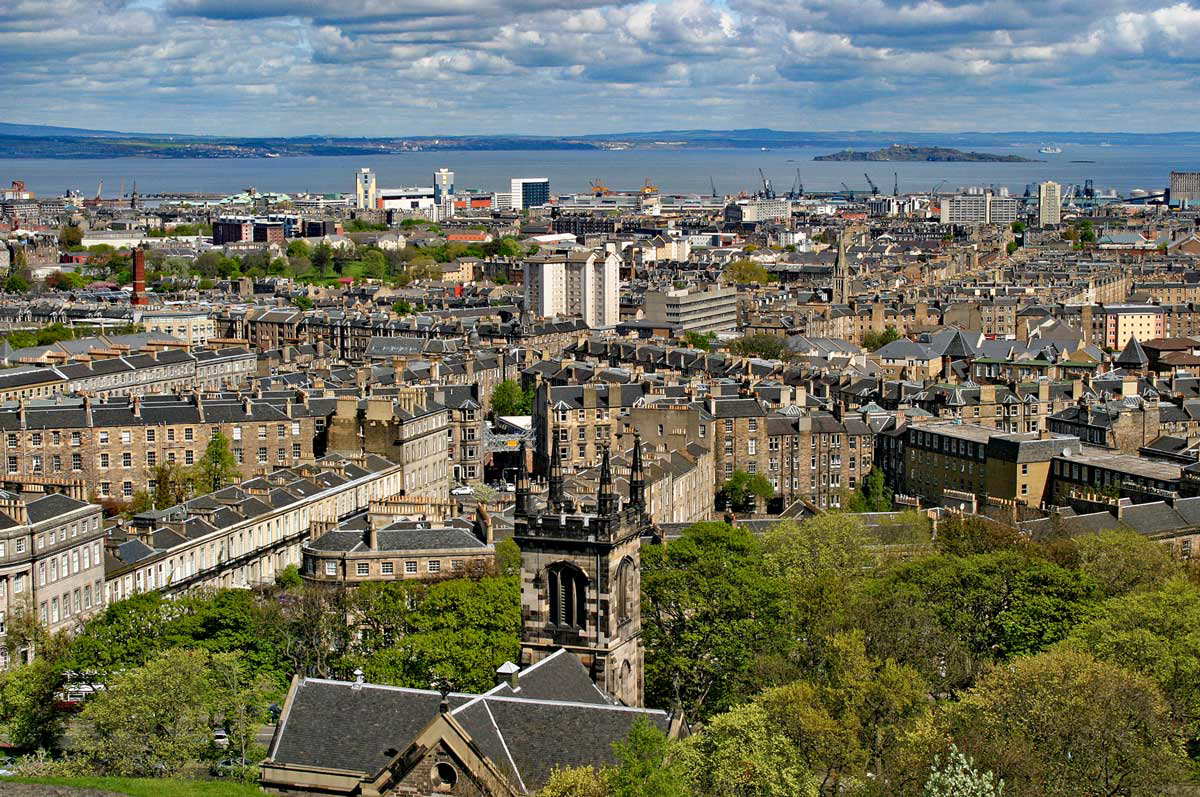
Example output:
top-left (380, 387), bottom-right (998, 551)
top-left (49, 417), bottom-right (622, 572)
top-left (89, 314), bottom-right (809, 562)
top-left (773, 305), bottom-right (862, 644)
top-left (510, 177), bottom-right (550, 210)
top-left (642, 284), bottom-right (738, 333)
top-left (1037, 181), bottom-right (1062, 227)
top-left (354, 168), bottom-right (377, 210)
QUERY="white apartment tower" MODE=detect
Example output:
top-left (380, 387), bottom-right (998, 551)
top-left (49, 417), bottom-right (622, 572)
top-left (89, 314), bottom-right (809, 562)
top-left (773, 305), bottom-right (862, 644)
top-left (433, 168), bottom-right (454, 204)
top-left (354, 168), bottom-right (377, 210)
top-left (524, 250), bottom-right (619, 329)
top-left (1038, 181), bottom-right (1062, 227)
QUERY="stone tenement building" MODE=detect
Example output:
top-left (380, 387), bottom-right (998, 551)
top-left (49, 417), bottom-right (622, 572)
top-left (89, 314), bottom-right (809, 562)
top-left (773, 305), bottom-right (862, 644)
top-left (711, 398), bottom-right (874, 510)
top-left (105, 454), bottom-right (404, 602)
top-left (301, 499), bottom-right (495, 585)
top-left (327, 389), bottom-right (450, 500)
top-left (0, 490), bottom-right (105, 667)
top-left (0, 346), bottom-right (256, 401)
top-left (0, 394), bottom-right (330, 502)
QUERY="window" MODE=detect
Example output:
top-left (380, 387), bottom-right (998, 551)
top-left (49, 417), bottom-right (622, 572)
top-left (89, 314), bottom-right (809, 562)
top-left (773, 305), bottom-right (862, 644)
top-left (356, 562), bottom-right (369, 576)
top-left (167, 428), bottom-right (176, 442)
top-left (146, 428), bottom-right (156, 442)
top-left (277, 424), bottom-right (286, 439)
top-left (6, 456), bottom-right (15, 474)
top-left (748, 418), bottom-right (758, 432)
top-left (405, 561), bottom-right (417, 574)
top-left (292, 443), bottom-right (301, 458)
top-left (120, 430), bottom-right (131, 444)
top-left (72, 453), bottom-right (81, 471)
top-left (291, 422), bottom-right (301, 436)
top-left (71, 431), bottom-right (81, 447)
top-left (123, 481), bottom-right (133, 498)
top-left (235, 448), bottom-right (244, 464)
top-left (185, 450), bottom-right (194, 465)
top-left (99, 453), bottom-right (109, 469)
top-left (98, 431), bottom-right (109, 444)
top-left (257, 447), bottom-right (267, 464)
top-left (381, 562), bottom-right (394, 575)
top-left (5, 434), bottom-right (14, 447)
top-left (232, 427), bottom-right (242, 441)
top-left (31, 431), bottom-right (41, 446)
top-left (547, 562), bottom-right (587, 629)
top-left (427, 560), bottom-right (441, 573)
top-left (748, 439), bottom-right (757, 455)
top-left (724, 419), bottom-right (733, 433)
top-left (146, 451), bottom-right (157, 466)
top-left (51, 454), bottom-right (61, 472)
top-left (122, 452), bottom-right (132, 468)
top-left (257, 426), bottom-right (267, 440)
top-left (184, 427), bottom-right (193, 442)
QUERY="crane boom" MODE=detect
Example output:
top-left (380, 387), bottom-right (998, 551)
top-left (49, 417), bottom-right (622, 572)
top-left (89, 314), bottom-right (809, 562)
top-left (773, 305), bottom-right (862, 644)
top-left (710, 176), bottom-right (718, 197)
top-left (758, 168), bottom-right (773, 199)
top-left (863, 173), bottom-right (879, 195)
top-left (841, 182), bottom-right (854, 200)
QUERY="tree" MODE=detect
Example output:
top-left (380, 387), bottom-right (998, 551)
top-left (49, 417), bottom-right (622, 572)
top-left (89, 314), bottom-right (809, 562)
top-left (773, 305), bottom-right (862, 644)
top-left (59, 224), bottom-right (84, 248)
top-left (729, 333), bottom-right (788, 361)
top-left (642, 521), bottom-right (792, 718)
top-left (680, 702), bottom-right (816, 797)
top-left (1064, 577), bottom-right (1200, 744)
top-left (292, 295), bottom-right (313, 310)
top-left (490, 379), bottom-right (532, 416)
top-left (1070, 529), bottom-right (1178, 598)
top-left (275, 564), bottom-right (302, 589)
top-left (844, 466), bottom-right (892, 512)
top-left (208, 651), bottom-right (274, 774)
top-left (683, 330), bottom-right (717, 352)
top-left (4, 272), bottom-right (29, 294)
top-left (45, 270), bottom-right (87, 291)
top-left (609, 718), bottom-right (690, 797)
top-left (540, 766), bottom-right (612, 797)
top-left (947, 648), bottom-right (1185, 797)
top-left (862, 326), bottom-right (901, 351)
top-left (195, 430), bottom-right (240, 493)
top-left (75, 648), bottom-right (219, 777)
top-left (149, 461), bottom-right (196, 509)
top-left (923, 746), bottom-right (1004, 797)
top-left (392, 299), bottom-right (415, 316)
top-left (0, 658), bottom-right (69, 752)
top-left (1005, 241), bottom-right (1018, 255)
top-left (725, 259), bottom-right (775, 284)
top-left (719, 469), bottom-right (775, 511)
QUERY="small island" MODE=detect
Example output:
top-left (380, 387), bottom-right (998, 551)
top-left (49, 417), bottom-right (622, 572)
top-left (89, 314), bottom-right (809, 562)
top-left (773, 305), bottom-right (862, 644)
top-left (814, 144), bottom-right (1037, 162)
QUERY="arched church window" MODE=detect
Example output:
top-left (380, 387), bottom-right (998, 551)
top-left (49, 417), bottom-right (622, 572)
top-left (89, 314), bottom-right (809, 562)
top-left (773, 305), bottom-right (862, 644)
top-left (616, 557), bottom-right (636, 625)
top-left (547, 562), bottom-right (587, 629)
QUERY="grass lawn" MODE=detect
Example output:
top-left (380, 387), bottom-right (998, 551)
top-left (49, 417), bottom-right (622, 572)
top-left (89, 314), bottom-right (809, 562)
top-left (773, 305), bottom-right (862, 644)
top-left (0, 776), bottom-right (265, 796)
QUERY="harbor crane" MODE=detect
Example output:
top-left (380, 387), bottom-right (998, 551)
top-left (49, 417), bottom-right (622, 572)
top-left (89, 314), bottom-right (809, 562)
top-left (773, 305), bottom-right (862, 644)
top-left (893, 172), bottom-right (899, 197)
top-left (863, 173), bottom-right (880, 195)
top-left (710, 176), bottom-right (718, 198)
top-left (758, 168), bottom-right (774, 199)
top-left (840, 182), bottom-right (855, 201)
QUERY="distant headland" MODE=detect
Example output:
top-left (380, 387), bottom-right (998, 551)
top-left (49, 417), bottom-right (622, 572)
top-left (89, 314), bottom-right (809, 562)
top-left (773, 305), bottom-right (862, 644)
top-left (814, 145), bottom-right (1038, 163)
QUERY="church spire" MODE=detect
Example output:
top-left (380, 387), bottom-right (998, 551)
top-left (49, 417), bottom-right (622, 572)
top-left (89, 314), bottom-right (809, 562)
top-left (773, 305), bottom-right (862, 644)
top-left (597, 445), bottom-right (618, 516)
top-left (629, 431), bottom-right (645, 512)
top-left (835, 231), bottom-right (851, 304)
top-left (515, 439), bottom-right (531, 517)
top-left (548, 428), bottom-right (565, 512)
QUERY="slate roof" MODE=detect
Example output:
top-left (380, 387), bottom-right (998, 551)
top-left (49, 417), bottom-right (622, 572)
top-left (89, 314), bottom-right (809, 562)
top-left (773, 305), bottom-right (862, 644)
top-left (268, 649), bottom-right (673, 792)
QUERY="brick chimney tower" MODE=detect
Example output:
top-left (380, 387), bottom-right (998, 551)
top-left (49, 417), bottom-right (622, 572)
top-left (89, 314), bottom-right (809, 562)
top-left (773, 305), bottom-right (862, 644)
top-left (131, 246), bottom-right (148, 306)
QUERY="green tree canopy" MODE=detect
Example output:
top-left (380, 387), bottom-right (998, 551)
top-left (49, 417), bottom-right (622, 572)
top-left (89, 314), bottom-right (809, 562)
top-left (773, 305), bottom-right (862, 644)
top-left (862, 325), bottom-right (901, 351)
top-left (719, 469), bottom-right (775, 510)
top-left (490, 379), bottom-right (533, 416)
top-left (728, 333), bottom-right (788, 361)
top-left (642, 521), bottom-right (792, 718)
top-left (724, 259), bottom-right (775, 284)
top-left (947, 648), bottom-right (1185, 797)
top-left (195, 430), bottom-right (240, 494)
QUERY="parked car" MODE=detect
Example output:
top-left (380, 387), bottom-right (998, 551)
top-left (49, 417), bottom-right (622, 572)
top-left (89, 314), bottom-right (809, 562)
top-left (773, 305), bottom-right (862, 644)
top-left (450, 484), bottom-right (473, 496)
top-left (212, 728), bottom-right (230, 748)
top-left (0, 755), bottom-right (16, 776)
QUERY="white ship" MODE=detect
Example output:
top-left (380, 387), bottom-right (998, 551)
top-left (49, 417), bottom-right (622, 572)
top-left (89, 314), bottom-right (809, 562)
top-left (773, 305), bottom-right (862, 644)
top-left (1038, 144), bottom-right (1063, 154)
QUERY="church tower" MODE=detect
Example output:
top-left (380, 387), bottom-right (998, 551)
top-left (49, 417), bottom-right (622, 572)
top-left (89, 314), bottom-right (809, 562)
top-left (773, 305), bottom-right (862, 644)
top-left (834, 231), bottom-right (852, 304)
top-left (513, 433), bottom-right (650, 706)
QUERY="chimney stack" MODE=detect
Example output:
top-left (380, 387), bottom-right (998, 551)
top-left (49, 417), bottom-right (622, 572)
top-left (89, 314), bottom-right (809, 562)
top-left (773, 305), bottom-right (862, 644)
top-left (131, 246), bottom-right (149, 306)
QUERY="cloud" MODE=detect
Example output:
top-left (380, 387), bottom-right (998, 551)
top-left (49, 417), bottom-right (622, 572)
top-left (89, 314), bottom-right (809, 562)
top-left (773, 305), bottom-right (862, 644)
top-left (2, 0), bottom-right (1200, 133)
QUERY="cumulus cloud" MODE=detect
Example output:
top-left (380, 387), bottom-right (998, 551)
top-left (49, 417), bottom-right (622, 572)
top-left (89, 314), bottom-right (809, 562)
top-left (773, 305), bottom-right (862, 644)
top-left (2, 0), bottom-right (1200, 133)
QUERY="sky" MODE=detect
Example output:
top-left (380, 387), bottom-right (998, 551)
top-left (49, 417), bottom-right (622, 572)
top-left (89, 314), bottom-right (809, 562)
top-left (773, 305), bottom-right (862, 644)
top-left (3, 0), bottom-right (1200, 136)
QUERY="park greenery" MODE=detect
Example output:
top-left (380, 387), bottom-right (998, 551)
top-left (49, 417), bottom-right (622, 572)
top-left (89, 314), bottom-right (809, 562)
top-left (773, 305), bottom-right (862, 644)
top-left (682, 330), bottom-right (717, 352)
top-left (0, 539), bottom-right (523, 782)
top-left (44, 230), bottom-right (529, 293)
top-left (2, 507), bottom-right (1199, 795)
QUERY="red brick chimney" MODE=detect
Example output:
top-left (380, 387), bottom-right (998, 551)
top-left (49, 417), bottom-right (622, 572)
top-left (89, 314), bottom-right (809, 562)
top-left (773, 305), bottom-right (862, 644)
top-left (131, 246), bottom-right (149, 306)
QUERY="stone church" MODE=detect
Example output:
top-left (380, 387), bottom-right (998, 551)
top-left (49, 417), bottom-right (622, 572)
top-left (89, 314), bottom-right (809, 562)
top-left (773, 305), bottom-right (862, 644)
top-left (261, 435), bottom-right (678, 796)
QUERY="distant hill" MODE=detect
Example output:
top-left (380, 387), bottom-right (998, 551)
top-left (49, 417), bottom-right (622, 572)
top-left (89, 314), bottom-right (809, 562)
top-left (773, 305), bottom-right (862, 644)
top-left (3, 122), bottom-right (1200, 158)
top-left (0, 122), bottom-right (143, 138)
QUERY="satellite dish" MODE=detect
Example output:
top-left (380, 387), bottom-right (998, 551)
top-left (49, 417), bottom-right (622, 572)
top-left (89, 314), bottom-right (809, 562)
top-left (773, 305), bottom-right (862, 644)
top-left (1062, 447), bottom-right (1071, 457)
